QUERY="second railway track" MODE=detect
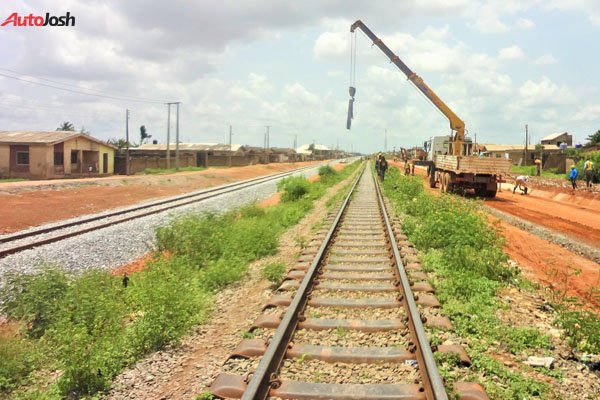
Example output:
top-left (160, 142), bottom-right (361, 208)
top-left (210, 165), bottom-right (488, 399)
top-left (0, 163), bottom-right (321, 258)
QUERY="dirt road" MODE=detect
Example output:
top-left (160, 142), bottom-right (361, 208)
top-left (390, 161), bottom-right (600, 309)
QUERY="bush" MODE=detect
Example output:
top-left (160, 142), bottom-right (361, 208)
top-left (318, 165), bottom-right (337, 184)
top-left (261, 262), bottom-right (287, 283)
top-left (2, 267), bottom-right (70, 338)
top-left (0, 334), bottom-right (37, 391)
top-left (277, 176), bottom-right (310, 202)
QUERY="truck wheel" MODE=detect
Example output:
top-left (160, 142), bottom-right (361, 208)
top-left (445, 173), bottom-right (454, 193)
top-left (429, 173), bottom-right (437, 188)
top-left (440, 173), bottom-right (447, 193)
top-left (475, 187), bottom-right (487, 197)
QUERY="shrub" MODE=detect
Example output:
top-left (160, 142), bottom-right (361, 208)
top-left (261, 262), bottom-right (287, 283)
top-left (0, 334), bottom-right (37, 391)
top-left (277, 176), bottom-right (310, 202)
top-left (2, 267), bottom-right (70, 338)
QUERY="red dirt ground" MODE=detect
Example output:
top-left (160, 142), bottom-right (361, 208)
top-left (389, 161), bottom-right (600, 309)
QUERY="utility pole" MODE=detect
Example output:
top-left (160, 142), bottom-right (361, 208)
top-left (125, 109), bottom-right (130, 175)
top-left (166, 103), bottom-right (172, 169)
top-left (175, 102), bottom-right (181, 170)
top-left (524, 124), bottom-right (528, 166)
top-left (265, 125), bottom-right (271, 164)
top-left (293, 134), bottom-right (297, 150)
top-left (229, 125), bottom-right (233, 167)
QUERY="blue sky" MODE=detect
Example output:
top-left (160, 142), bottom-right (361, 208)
top-left (1, 1), bottom-right (599, 154)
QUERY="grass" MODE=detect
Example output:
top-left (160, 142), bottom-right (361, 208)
top-left (138, 166), bottom-right (205, 175)
top-left (0, 178), bottom-right (27, 183)
top-left (511, 165), bottom-right (561, 177)
top-left (261, 262), bottom-right (287, 283)
top-left (0, 160), bottom-right (361, 399)
top-left (381, 167), bottom-right (567, 399)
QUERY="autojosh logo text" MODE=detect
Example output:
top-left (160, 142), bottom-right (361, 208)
top-left (1, 12), bottom-right (75, 27)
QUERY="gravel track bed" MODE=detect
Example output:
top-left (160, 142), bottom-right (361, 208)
top-left (312, 289), bottom-right (394, 299)
top-left (318, 278), bottom-right (390, 285)
top-left (247, 328), bottom-right (274, 342)
top-left (221, 357), bottom-right (262, 375)
top-left (278, 359), bottom-right (419, 384)
top-left (292, 329), bottom-right (410, 347)
top-left (304, 306), bottom-right (405, 320)
top-left (320, 271), bottom-right (394, 279)
top-left (0, 166), bottom-right (323, 297)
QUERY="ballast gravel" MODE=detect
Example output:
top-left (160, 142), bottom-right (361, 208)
top-left (0, 166), bottom-right (323, 298)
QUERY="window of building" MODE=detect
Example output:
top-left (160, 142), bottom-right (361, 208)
top-left (71, 151), bottom-right (78, 164)
top-left (16, 151), bottom-right (29, 165)
top-left (495, 153), bottom-right (502, 158)
top-left (54, 152), bottom-right (64, 165)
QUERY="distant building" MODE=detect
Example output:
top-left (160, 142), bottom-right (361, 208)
top-left (480, 144), bottom-right (561, 165)
top-left (0, 131), bottom-right (116, 179)
top-left (540, 132), bottom-right (572, 147)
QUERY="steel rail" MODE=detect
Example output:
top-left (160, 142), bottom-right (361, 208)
top-left (0, 163), bottom-right (323, 258)
top-left (373, 166), bottom-right (448, 400)
top-left (240, 164), bottom-right (366, 400)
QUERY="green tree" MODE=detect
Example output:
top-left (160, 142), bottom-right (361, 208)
top-left (79, 126), bottom-right (91, 135)
top-left (140, 125), bottom-right (152, 144)
top-left (106, 138), bottom-right (134, 150)
top-left (586, 130), bottom-right (600, 145)
top-left (56, 121), bottom-right (75, 131)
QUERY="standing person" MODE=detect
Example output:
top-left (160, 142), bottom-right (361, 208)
top-left (534, 158), bottom-right (542, 176)
top-left (512, 175), bottom-right (529, 195)
top-left (378, 155), bottom-right (388, 181)
top-left (568, 165), bottom-right (578, 190)
top-left (584, 159), bottom-right (594, 188)
top-left (375, 152), bottom-right (381, 172)
top-left (404, 159), bottom-right (411, 176)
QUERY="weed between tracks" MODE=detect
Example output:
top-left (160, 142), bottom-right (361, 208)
top-left (0, 162), bottom-right (360, 399)
top-left (381, 167), bottom-right (600, 400)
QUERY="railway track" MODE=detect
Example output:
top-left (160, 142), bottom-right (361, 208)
top-left (0, 164), bottom-right (320, 258)
top-left (210, 166), bottom-right (487, 399)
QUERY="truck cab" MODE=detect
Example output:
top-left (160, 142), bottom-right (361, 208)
top-left (426, 136), bottom-right (474, 161)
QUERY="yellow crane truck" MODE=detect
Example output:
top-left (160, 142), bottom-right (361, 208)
top-left (350, 20), bottom-right (511, 197)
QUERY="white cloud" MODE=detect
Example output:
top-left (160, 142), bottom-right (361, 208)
top-left (518, 76), bottom-right (576, 107)
top-left (534, 54), bottom-right (558, 66)
top-left (314, 31), bottom-right (348, 60)
top-left (498, 45), bottom-right (525, 60)
top-left (572, 105), bottom-right (600, 122)
top-left (516, 18), bottom-right (535, 29)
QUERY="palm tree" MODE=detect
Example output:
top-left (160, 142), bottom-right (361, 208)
top-left (56, 121), bottom-right (75, 131)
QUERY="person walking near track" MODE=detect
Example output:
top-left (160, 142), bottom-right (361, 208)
top-left (378, 155), bottom-right (388, 181)
top-left (568, 165), bottom-right (578, 190)
top-left (584, 159), bottom-right (594, 188)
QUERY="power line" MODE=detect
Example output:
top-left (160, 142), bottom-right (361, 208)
top-left (0, 67), bottom-right (166, 103)
top-left (0, 72), bottom-right (165, 104)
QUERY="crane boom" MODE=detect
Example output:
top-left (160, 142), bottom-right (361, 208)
top-left (350, 20), bottom-right (465, 156)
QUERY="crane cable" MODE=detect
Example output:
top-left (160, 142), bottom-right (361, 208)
top-left (347, 31), bottom-right (357, 129)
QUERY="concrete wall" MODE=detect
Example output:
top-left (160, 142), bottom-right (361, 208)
top-left (0, 145), bottom-right (9, 177)
top-left (28, 145), bottom-right (52, 179)
top-left (97, 144), bottom-right (115, 174)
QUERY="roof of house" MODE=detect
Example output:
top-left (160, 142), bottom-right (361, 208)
top-left (0, 131), bottom-right (117, 149)
top-left (296, 144), bottom-right (330, 154)
top-left (135, 143), bottom-right (244, 152)
top-left (482, 144), bottom-right (553, 152)
top-left (541, 132), bottom-right (569, 141)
